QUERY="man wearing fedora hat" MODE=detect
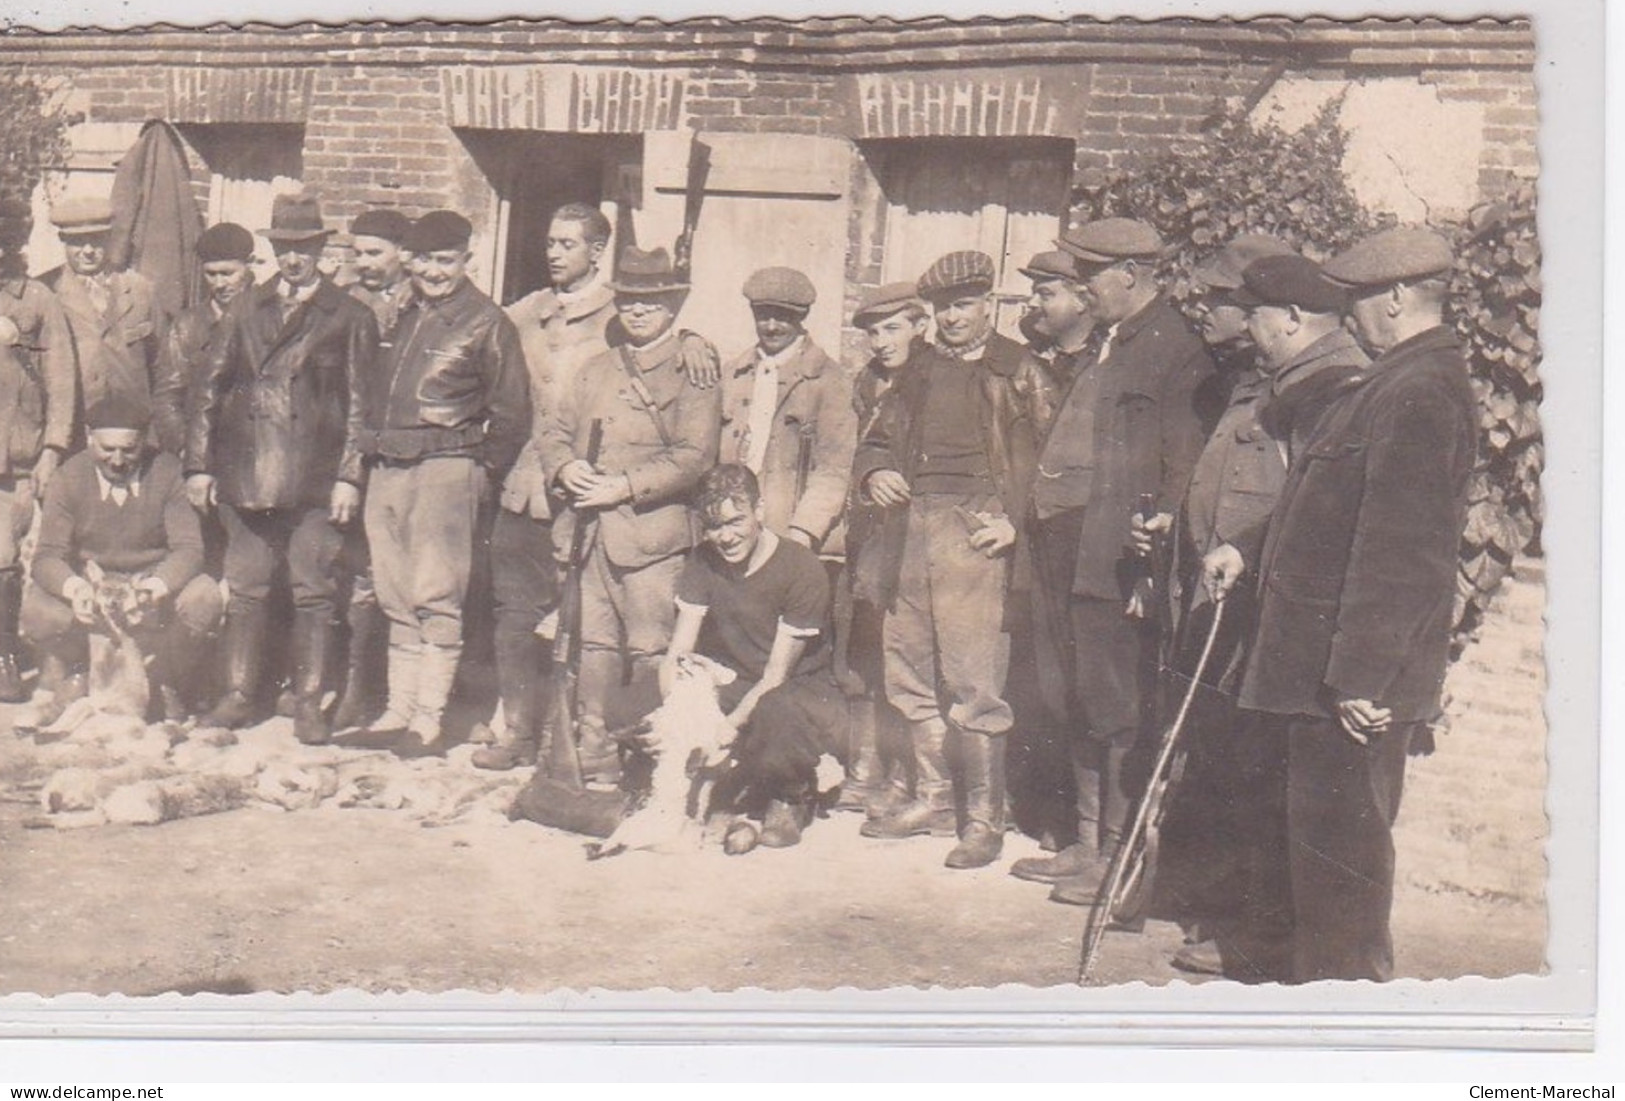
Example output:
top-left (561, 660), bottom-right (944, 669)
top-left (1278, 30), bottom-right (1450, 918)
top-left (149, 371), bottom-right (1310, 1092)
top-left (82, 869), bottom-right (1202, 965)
top-left (854, 249), bottom-right (1056, 870)
top-left (186, 191), bottom-right (381, 745)
top-left (42, 194), bottom-right (184, 457)
top-left (0, 199), bottom-right (77, 701)
top-left (358, 209), bottom-right (530, 752)
top-left (1012, 218), bottom-right (1216, 900)
top-left (536, 244), bottom-right (721, 787)
top-left (1208, 228), bottom-right (1476, 982)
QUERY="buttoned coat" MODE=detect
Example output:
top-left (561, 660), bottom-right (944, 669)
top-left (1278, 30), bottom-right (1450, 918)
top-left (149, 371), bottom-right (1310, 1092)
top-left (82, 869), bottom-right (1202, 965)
top-left (0, 275), bottom-right (77, 475)
top-left (852, 332), bottom-right (1055, 621)
top-left (187, 277), bottom-right (378, 511)
top-left (1036, 296), bottom-right (1216, 601)
top-left (720, 336), bottom-right (858, 557)
top-left (1238, 326), bottom-right (1476, 722)
top-left (537, 335), bottom-right (722, 570)
top-left (43, 266), bottom-right (184, 454)
top-left (501, 283), bottom-right (615, 520)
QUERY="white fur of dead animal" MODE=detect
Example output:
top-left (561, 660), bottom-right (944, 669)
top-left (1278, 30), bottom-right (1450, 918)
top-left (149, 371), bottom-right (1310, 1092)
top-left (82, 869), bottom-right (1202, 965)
top-left (598, 653), bottom-right (738, 857)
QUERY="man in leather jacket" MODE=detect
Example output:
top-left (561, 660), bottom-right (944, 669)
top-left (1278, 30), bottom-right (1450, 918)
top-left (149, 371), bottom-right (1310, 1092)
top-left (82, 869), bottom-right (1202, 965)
top-left (357, 210), bottom-right (531, 751)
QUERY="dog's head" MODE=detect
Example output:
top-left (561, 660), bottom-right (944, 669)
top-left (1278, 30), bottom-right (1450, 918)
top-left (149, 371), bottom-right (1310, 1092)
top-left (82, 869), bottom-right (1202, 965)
top-left (672, 652), bottom-right (738, 688)
top-left (83, 561), bottom-right (145, 633)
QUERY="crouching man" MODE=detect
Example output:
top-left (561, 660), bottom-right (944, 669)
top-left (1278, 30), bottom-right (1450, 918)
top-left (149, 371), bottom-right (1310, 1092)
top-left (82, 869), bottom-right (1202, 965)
top-left (639, 463), bottom-right (848, 851)
top-left (17, 397), bottom-right (222, 727)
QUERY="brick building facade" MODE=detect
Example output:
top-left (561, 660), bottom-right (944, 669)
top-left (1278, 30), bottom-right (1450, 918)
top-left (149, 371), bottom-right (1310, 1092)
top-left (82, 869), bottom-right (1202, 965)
top-left (0, 17), bottom-right (1536, 355)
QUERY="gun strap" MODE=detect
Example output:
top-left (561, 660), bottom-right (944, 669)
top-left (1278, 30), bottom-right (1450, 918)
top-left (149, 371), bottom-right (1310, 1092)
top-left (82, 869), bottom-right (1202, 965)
top-left (615, 345), bottom-right (673, 448)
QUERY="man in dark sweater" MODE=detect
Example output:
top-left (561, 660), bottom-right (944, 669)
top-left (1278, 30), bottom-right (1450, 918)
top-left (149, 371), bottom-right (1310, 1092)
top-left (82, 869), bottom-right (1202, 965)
top-left (17, 396), bottom-right (222, 728)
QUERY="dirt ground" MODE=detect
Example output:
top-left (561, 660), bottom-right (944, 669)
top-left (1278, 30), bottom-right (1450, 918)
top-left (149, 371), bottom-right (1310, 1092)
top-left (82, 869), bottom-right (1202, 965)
top-left (0, 563), bottom-right (1547, 996)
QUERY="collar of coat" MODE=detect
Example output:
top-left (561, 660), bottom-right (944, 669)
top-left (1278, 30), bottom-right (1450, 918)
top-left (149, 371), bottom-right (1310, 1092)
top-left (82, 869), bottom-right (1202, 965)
top-left (1102, 294), bottom-right (1175, 354)
top-left (250, 275), bottom-right (348, 316)
top-left (929, 330), bottom-right (1027, 379)
top-left (731, 336), bottom-right (829, 381)
top-left (1, 275), bottom-right (31, 300)
top-left (527, 281), bottom-right (615, 325)
top-left (1371, 324), bottom-right (1460, 369)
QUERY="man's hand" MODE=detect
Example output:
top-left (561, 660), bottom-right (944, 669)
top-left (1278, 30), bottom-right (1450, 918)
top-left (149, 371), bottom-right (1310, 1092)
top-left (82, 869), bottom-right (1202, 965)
top-left (1335, 697), bottom-right (1392, 746)
top-left (1125, 576), bottom-right (1156, 619)
top-left (63, 576), bottom-right (95, 625)
top-left (968, 514), bottom-right (1016, 558)
top-left (574, 472), bottom-right (633, 510)
top-left (134, 576), bottom-right (170, 608)
top-left (557, 459), bottom-right (599, 497)
top-left (1201, 543), bottom-right (1246, 602)
top-left (865, 469), bottom-right (911, 508)
top-left (185, 473), bottom-right (217, 512)
top-left (30, 448), bottom-right (61, 498)
top-left (678, 332), bottom-right (721, 389)
top-left (1130, 511), bottom-right (1174, 556)
top-left (329, 482), bottom-right (362, 526)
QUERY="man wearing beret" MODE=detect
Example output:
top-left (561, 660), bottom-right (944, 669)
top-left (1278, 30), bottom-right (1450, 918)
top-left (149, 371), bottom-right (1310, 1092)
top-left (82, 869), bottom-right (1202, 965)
top-left (358, 209), bottom-right (531, 751)
top-left (0, 200), bottom-right (77, 702)
top-left (536, 245), bottom-right (720, 786)
top-left (16, 396), bottom-right (223, 730)
top-left (162, 222), bottom-right (257, 412)
top-left (836, 282), bottom-right (930, 816)
top-left (853, 249), bottom-right (1055, 869)
top-left (43, 195), bottom-right (184, 457)
top-left (187, 192), bottom-right (380, 745)
top-left (1014, 218), bottom-right (1215, 899)
top-left (1210, 227), bottom-right (1476, 982)
top-left (1152, 249), bottom-right (1371, 975)
top-left (348, 209), bottom-right (415, 335)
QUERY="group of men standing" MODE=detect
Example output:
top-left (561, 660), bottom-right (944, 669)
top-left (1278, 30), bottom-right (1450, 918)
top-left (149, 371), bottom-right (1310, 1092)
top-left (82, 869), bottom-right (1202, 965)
top-left (0, 180), bottom-right (1475, 986)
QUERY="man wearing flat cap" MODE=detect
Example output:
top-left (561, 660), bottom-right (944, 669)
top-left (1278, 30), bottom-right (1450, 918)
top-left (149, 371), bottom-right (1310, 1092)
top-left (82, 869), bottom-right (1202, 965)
top-left (356, 209), bottom-right (531, 752)
top-left (1015, 217), bottom-right (1215, 900)
top-left (16, 395), bottom-right (223, 730)
top-left (0, 199), bottom-right (77, 702)
top-left (348, 209), bottom-right (415, 335)
top-left (1018, 249), bottom-right (1098, 388)
top-left (853, 249), bottom-right (1055, 870)
top-left (1150, 250), bottom-right (1371, 976)
top-left (1213, 226), bottom-right (1476, 983)
top-left (42, 194), bottom-right (184, 456)
top-left (535, 245), bottom-right (720, 787)
top-left (187, 191), bottom-right (381, 746)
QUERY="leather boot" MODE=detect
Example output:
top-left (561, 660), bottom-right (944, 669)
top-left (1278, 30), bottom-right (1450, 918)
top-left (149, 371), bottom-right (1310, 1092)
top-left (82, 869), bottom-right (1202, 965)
top-left (13, 651), bottom-right (83, 731)
top-left (760, 799), bottom-right (808, 848)
top-left (201, 601), bottom-right (268, 728)
top-left (834, 698), bottom-right (885, 813)
top-left (1098, 742), bottom-right (1133, 855)
top-left (473, 619), bottom-right (545, 771)
top-left (330, 599), bottom-right (385, 731)
top-left (408, 642), bottom-right (461, 750)
top-left (576, 718), bottom-right (622, 788)
top-left (1010, 842), bottom-right (1105, 884)
top-left (291, 608), bottom-right (334, 746)
top-left (369, 641), bottom-right (419, 735)
top-left (0, 567), bottom-right (28, 703)
top-left (946, 729), bottom-right (1006, 869)
top-left (861, 719), bottom-right (955, 839)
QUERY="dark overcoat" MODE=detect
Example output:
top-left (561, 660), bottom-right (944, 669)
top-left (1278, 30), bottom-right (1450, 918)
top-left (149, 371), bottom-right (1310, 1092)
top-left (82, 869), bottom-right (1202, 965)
top-left (1238, 326), bottom-right (1476, 722)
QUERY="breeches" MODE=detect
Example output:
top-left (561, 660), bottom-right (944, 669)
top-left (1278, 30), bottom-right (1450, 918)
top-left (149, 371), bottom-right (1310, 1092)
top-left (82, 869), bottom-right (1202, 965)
top-left (364, 457), bottom-right (487, 648)
top-left (0, 476), bottom-right (35, 570)
top-left (219, 504), bottom-right (344, 615)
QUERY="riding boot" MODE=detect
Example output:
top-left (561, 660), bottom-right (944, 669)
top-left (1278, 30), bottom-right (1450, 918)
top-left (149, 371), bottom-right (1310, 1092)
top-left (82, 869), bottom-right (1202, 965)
top-left (330, 599), bottom-right (385, 731)
top-left (0, 567), bottom-right (27, 703)
top-left (1098, 742), bottom-right (1133, 856)
top-left (834, 697), bottom-right (885, 812)
top-left (201, 601), bottom-right (268, 728)
top-left (861, 718), bottom-right (955, 839)
top-left (408, 642), bottom-right (461, 750)
top-left (291, 608), bottom-right (334, 745)
top-left (946, 729), bottom-right (1006, 869)
top-left (473, 617), bottom-right (545, 771)
top-left (369, 640), bottom-right (420, 734)
top-left (13, 650), bottom-right (84, 730)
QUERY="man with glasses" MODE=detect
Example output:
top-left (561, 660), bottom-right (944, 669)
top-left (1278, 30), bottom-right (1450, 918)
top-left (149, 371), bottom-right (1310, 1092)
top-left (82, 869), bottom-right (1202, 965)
top-left (536, 245), bottom-right (721, 788)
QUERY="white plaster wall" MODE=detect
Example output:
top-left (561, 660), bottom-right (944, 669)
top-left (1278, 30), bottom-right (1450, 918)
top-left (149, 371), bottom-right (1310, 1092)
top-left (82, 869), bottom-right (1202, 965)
top-left (1252, 76), bottom-right (1485, 223)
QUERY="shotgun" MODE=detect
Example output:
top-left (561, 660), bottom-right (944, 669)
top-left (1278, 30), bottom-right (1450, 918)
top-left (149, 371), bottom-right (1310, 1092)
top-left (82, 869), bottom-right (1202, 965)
top-left (541, 417), bottom-right (604, 788)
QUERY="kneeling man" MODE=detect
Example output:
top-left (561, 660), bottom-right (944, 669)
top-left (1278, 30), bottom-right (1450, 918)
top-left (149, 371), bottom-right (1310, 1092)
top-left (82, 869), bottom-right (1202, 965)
top-left (18, 397), bottom-right (222, 727)
top-left (649, 463), bottom-right (848, 850)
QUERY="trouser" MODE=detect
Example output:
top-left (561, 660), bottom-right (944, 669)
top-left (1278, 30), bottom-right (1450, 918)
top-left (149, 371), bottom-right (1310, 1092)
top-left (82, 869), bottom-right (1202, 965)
top-left (0, 474), bottom-right (35, 570)
top-left (490, 507), bottom-right (558, 744)
top-left (21, 572), bottom-right (224, 670)
top-left (364, 456), bottom-right (486, 647)
top-left (576, 539), bottom-right (683, 735)
top-left (219, 504), bottom-right (344, 618)
top-left (1255, 710), bottom-right (1414, 983)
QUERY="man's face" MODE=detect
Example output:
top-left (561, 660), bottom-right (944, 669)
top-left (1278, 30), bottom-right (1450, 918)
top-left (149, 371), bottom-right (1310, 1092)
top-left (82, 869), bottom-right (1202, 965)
top-left (1194, 295), bottom-right (1251, 348)
top-left (931, 290), bottom-right (994, 348)
top-left (202, 259), bottom-right (253, 309)
top-left (615, 294), bottom-right (679, 345)
top-left (866, 310), bottom-right (927, 370)
top-left (88, 428), bottom-right (143, 485)
top-left (274, 238), bottom-right (324, 287)
top-left (1244, 304), bottom-right (1297, 370)
top-left (752, 304), bottom-right (807, 358)
top-left (353, 234), bottom-right (405, 291)
top-left (1027, 278), bottom-right (1090, 341)
top-left (411, 248), bottom-right (471, 300)
top-left (1347, 288), bottom-right (1393, 353)
top-left (702, 496), bottom-right (765, 566)
top-left (546, 218), bottom-right (604, 291)
top-left (62, 233), bottom-right (109, 277)
top-left (1081, 262), bottom-right (1137, 324)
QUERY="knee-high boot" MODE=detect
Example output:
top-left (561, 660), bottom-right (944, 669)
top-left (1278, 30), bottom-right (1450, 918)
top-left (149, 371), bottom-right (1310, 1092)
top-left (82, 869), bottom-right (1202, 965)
top-left (201, 601), bottom-right (268, 728)
top-left (946, 728), bottom-right (1006, 869)
top-left (291, 608), bottom-right (334, 745)
top-left (331, 598), bottom-right (386, 731)
top-left (860, 718), bottom-right (955, 839)
top-left (0, 567), bottom-right (28, 703)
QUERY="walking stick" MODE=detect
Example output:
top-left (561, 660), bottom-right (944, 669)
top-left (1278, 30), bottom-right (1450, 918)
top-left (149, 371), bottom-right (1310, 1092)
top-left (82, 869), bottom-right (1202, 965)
top-left (1078, 594), bottom-right (1228, 986)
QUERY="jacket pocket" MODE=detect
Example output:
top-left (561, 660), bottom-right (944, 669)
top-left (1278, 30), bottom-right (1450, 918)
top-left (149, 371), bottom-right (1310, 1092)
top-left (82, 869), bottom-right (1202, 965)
top-left (121, 319), bottom-right (155, 345)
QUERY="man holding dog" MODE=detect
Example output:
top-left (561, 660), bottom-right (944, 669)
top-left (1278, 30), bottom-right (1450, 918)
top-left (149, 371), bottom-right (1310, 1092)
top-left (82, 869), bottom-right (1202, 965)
top-left (18, 395), bottom-right (223, 729)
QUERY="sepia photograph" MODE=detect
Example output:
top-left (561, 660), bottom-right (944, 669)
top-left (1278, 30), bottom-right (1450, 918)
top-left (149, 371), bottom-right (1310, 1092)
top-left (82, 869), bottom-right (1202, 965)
top-left (0, 5), bottom-right (1593, 1042)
